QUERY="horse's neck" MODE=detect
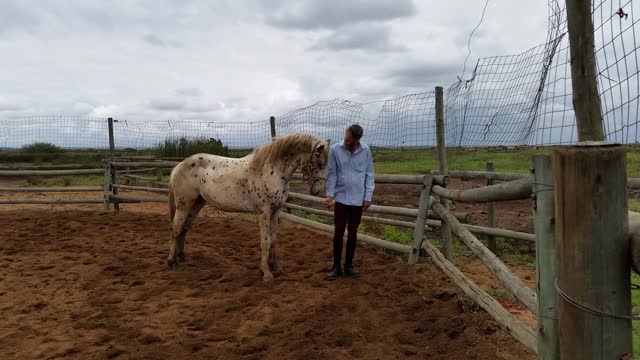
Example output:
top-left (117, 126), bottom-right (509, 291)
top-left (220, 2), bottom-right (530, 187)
top-left (278, 152), bottom-right (308, 180)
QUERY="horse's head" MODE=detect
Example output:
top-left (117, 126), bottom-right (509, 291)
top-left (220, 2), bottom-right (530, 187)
top-left (302, 138), bottom-right (330, 196)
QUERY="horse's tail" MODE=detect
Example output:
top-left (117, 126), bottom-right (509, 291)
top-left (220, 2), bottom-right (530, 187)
top-left (169, 185), bottom-right (176, 224)
top-left (168, 166), bottom-right (178, 225)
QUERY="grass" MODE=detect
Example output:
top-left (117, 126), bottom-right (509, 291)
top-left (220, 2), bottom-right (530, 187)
top-left (372, 145), bottom-right (640, 176)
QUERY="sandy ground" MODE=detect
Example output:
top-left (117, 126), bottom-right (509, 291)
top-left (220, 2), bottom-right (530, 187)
top-left (0, 190), bottom-right (536, 359)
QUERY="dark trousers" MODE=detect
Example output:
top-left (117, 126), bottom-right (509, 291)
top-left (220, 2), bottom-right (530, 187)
top-left (333, 201), bottom-right (364, 269)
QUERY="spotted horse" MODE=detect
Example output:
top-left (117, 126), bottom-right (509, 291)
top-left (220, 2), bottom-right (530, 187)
top-left (167, 133), bottom-right (330, 281)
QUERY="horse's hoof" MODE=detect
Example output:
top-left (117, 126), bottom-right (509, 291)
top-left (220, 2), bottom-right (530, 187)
top-left (167, 259), bottom-right (178, 270)
top-left (262, 272), bottom-right (274, 282)
top-left (177, 254), bottom-right (186, 263)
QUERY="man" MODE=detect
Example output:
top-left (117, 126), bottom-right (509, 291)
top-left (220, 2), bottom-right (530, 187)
top-left (324, 124), bottom-right (374, 280)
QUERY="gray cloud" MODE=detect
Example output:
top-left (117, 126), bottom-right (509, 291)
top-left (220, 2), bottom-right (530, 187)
top-left (263, 0), bottom-right (417, 30)
top-left (148, 98), bottom-right (185, 111)
top-left (176, 88), bottom-right (202, 97)
top-left (382, 63), bottom-right (462, 89)
top-left (309, 24), bottom-right (406, 53)
top-left (143, 34), bottom-right (184, 48)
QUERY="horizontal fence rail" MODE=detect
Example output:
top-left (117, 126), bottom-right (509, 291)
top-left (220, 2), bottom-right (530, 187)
top-left (287, 192), bottom-right (472, 223)
top-left (0, 186), bottom-right (102, 192)
top-left (0, 169), bottom-right (104, 176)
top-left (431, 176), bottom-right (534, 203)
top-left (279, 212), bottom-right (411, 254)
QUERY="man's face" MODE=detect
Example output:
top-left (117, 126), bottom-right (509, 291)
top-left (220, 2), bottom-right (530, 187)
top-left (344, 130), bottom-right (359, 150)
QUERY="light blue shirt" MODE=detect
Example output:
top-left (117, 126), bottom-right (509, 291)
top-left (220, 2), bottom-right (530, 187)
top-left (325, 141), bottom-right (375, 206)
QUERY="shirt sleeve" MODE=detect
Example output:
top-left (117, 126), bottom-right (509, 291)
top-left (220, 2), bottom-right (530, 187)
top-left (364, 148), bottom-right (375, 201)
top-left (325, 146), bottom-right (338, 197)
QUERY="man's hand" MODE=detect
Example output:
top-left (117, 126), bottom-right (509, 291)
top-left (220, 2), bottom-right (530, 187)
top-left (364, 200), bottom-right (371, 210)
top-left (325, 196), bottom-right (334, 209)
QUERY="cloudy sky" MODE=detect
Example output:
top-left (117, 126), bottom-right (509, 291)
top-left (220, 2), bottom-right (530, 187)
top-left (0, 0), bottom-right (550, 124)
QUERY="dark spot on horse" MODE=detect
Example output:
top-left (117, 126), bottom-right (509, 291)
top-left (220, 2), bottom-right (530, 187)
top-left (270, 170), bottom-right (274, 175)
top-left (212, 166), bottom-right (216, 170)
top-left (194, 174), bottom-right (198, 177)
top-left (203, 180), bottom-right (206, 184)
top-left (191, 163), bottom-right (195, 167)
top-left (281, 176), bottom-right (285, 180)
top-left (199, 157), bottom-right (203, 160)
top-left (208, 160), bottom-right (211, 163)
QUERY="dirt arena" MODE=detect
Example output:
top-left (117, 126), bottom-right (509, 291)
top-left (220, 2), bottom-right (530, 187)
top-left (0, 199), bottom-right (535, 359)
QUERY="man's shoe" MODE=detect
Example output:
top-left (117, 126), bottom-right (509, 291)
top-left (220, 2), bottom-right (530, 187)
top-left (344, 266), bottom-right (360, 278)
top-left (326, 266), bottom-right (342, 281)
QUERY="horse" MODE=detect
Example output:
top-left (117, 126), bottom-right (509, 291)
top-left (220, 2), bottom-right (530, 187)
top-left (629, 211), bottom-right (640, 274)
top-left (166, 132), bottom-right (330, 281)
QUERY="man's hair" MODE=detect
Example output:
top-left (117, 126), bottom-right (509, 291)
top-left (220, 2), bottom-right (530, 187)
top-left (347, 124), bottom-right (363, 140)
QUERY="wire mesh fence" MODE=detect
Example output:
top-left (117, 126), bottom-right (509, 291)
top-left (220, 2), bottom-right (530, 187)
top-left (1, 0), bottom-right (639, 154)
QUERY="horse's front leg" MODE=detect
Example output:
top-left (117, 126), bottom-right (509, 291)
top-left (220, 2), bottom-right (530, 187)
top-left (269, 209), bottom-right (280, 274)
top-left (259, 209), bottom-right (274, 282)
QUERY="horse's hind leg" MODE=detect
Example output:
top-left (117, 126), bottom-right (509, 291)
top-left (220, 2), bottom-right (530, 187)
top-left (176, 196), bottom-right (206, 263)
top-left (168, 195), bottom-right (204, 269)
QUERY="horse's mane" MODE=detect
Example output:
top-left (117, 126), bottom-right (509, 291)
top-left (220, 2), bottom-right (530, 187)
top-left (249, 133), bottom-right (318, 169)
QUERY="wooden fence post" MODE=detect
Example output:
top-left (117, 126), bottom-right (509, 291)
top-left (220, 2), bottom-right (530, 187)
top-left (486, 162), bottom-right (497, 252)
top-left (103, 163), bottom-right (111, 211)
top-left (565, 0), bottom-right (604, 141)
top-left (108, 118), bottom-right (119, 212)
top-left (108, 117), bottom-right (115, 160)
top-left (553, 143), bottom-right (631, 358)
top-left (435, 86), bottom-right (453, 260)
top-left (270, 116), bottom-right (276, 141)
top-left (408, 175), bottom-right (433, 264)
top-left (533, 155), bottom-right (559, 359)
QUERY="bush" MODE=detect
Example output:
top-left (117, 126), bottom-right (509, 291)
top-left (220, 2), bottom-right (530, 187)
top-left (153, 137), bottom-right (229, 158)
top-left (21, 142), bottom-right (63, 153)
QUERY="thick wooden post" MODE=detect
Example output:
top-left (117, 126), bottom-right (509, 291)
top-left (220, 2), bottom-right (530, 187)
top-left (554, 143), bottom-right (631, 358)
top-left (270, 116), bottom-right (276, 141)
top-left (409, 175), bottom-right (433, 264)
top-left (565, 0), bottom-right (604, 141)
top-left (533, 155), bottom-right (559, 360)
top-left (435, 86), bottom-right (453, 260)
top-left (486, 162), bottom-right (497, 252)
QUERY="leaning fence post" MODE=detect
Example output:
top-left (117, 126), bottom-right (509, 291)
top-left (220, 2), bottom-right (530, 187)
top-left (486, 162), bottom-right (497, 252)
top-left (435, 85), bottom-right (453, 260)
top-left (533, 155), bottom-right (559, 360)
top-left (409, 175), bottom-right (433, 264)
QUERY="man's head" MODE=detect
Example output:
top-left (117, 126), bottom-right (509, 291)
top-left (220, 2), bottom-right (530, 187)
top-left (344, 124), bottom-right (363, 150)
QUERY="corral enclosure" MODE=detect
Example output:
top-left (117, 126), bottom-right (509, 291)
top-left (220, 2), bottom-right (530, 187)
top-left (3, 0), bottom-right (640, 359)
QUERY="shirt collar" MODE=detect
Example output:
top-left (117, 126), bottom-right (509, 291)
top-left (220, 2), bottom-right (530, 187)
top-left (340, 141), bottom-right (363, 154)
